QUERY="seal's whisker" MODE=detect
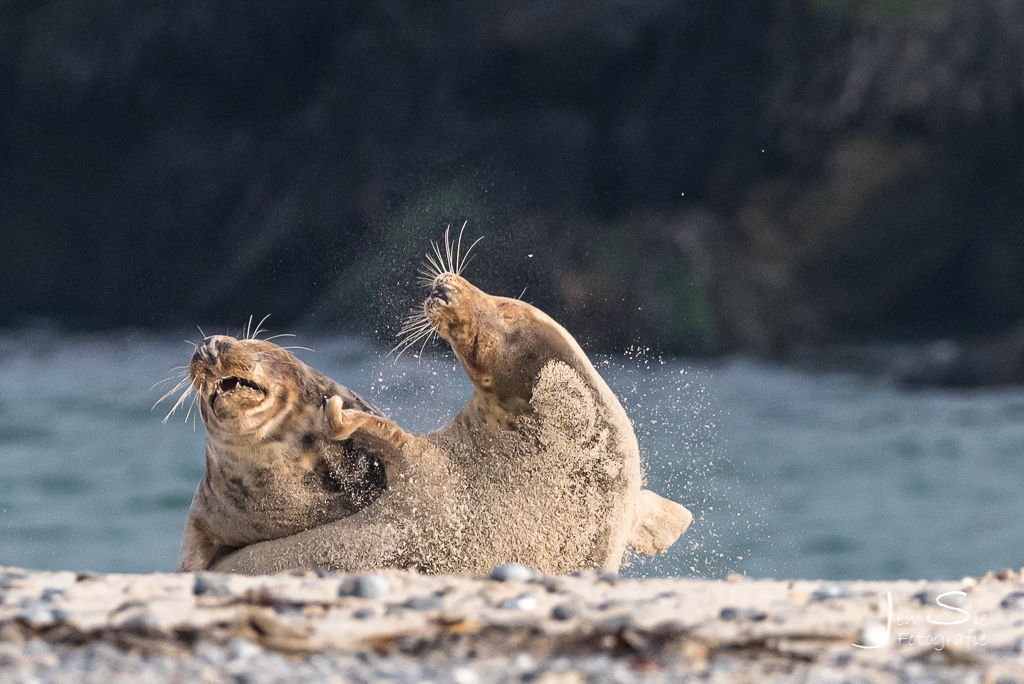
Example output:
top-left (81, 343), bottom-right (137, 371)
top-left (422, 254), bottom-right (445, 282)
top-left (150, 368), bottom-right (189, 392)
top-left (457, 236), bottom-right (484, 276)
top-left (425, 251), bottom-right (444, 275)
top-left (391, 331), bottom-right (435, 361)
top-left (397, 315), bottom-right (432, 338)
top-left (430, 239), bottom-right (448, 276)
top-left (162, 382), bottom-right (196, 424)
top-left (395, 318), bottom-right (433, 341)
top-left (417, 264), bottom-right (442, 285)
top-left (390, 310), bottom-right (438, 360)
top-left (184, 388), bottom-right (198, 426)
top-left (250, 357), bottom-right (307, 367)
top-left (453, 220), bottom-right (480, 275)
top-left (274, 345), bottom-right (314, 353)
top-left (250, 314), bottom-right (273, 340)
top-left (395, 325), bottom-right (433, 346)
top-left (459, 251), bottom-right (480, 275)
top-left (196, 325), bottom-right (207, 339)
top-left (262, 333), bottom-right (296, 342)
top-left (416, 328), bottom-right (437, 358)
top-left (150, 376), bottom-right (179, 391)
top-left (444, 224), bottom-right (456, 274)
top-left (153, 375), bottom-right (194, 410)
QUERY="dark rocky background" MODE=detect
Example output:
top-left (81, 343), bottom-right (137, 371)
top-left (3, 0), bottom-right (1024, 367)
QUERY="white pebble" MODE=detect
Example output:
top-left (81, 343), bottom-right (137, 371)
top-left (354, 574), bottom-right (389, 599)
top-left (227, 638), bottom-right (263, 661)
top-left (491, 564), bottom-right (533, 582)
top-left (500, 593), bottom-right (538, 611)
top-left (858, 622), bottom-right (890, 649)
top-left (453, 667), bottom-right (479, 684)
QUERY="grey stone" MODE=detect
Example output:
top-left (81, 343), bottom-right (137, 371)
top-left (227, 638), bottom-right (263, 661)
top-left (1000, 591), bottom-right (1024, 610)
top-left (40, 588), bottom-right (65, 602)
top-left (193, 641), bottom-right (226, 665)
top-left (18, 602), bottom-right (55, 627)
top-left (193, 573), bottom-right (231, 597)
top-left (810, 585), bottom-right (856, 602)
top-left (500, 594), bottom-right (538, 611)
top-left (404, 595), bottom-right (444, 611)
top-left (342, 574), bottom-right (389, 599)
top-left (551, 604), bottom-right (577, 621)
top-left (490, 564), bottom-right (534, 582)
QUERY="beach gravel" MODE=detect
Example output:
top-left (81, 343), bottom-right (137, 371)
top-left (0, 566), bottom-right (1022, 682)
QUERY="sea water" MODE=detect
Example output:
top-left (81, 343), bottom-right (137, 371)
top-left (0, 329), bottom-right (1021, 580)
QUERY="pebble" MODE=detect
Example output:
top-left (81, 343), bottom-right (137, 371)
top-left (227, 638), bottom-right (263, 661)
top-left (1000, 591), bottom-right (1024, 610)
top-left (453, 666), bottom-right (480, 684)
top-left (40, 587), bottom-right (65, 602)
top-left (0, 571), bottom-right (27, 590)
top-left (404, 595), bottom-right (444, 611)
top-left (858, 622), bottom-right (890, 649)
top-left (193, 642), bottom-right (226, 665)
top-left (490, 564), bottom-right (534, 582)
top-left (18, 602), bottom-right (55, 627)
top-left (551, 604), bottom-right (577, 621)
top-left (500, 594), bottom-right (538, 611)
top-left (810, 585), bottom-right (856, 602)
top-left (193, 573), bottom-right (231, 597)
top-left (341, 574), bottom-right (389, 599)
top-left (719, 607), bottom-right (766, 622)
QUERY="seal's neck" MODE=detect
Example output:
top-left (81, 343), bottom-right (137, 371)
top-left (463, 390), bottom-right (529, 431)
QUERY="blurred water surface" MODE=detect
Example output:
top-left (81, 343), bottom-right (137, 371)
top-left (0, 330), bottom-right (1021, 579)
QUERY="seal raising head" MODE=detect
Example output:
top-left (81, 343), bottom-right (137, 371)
top-left (213, 231), bottom-right (692, 575)
top-left (173, 333), bottom-right (392, 571)
top-left (420, 263), bottom-right (693, 569)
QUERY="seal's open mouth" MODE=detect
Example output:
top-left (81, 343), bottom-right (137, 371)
top-left (210, 375), bottom-right (266, 408)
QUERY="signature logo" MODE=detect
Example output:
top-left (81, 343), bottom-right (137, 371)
top-left (853, 591), bottom-right (987, 651)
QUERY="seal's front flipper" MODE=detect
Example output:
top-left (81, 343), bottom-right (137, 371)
top-left (627, 489), bottom-right (693, 556)
top-left (325, 394), bottom-right (456, 504)
top-left (177, 515), bottom-right (228, 572)
top-left (326, 395), bottom-right (414, 449)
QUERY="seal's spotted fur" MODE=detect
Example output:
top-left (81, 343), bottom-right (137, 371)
top-left (177, 335), bottom-right (390, 571)
top-left (216, 261), bottom-right (691, 574)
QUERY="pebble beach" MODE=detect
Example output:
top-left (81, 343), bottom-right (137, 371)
top-left (1, 566), bottom-right (1023, 683)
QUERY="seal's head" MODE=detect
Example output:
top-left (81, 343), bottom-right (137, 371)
top-left (424, 273), bottom-right (588, 417)
top-left (188, 335), bottom-right (319, 444)
top-left (174, 333), bottom-right (391, 569)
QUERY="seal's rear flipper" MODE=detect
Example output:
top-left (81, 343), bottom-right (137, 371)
top-left (628, 489), bottom-right (693, 555)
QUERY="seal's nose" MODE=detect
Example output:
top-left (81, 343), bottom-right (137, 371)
top-left (430, 282), bottom-right (453, 304)
top-left (192, 335), bottom-right (234, 366)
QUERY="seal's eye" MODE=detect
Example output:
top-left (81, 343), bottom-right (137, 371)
top-left (321, 395), bottom-right (329, 411)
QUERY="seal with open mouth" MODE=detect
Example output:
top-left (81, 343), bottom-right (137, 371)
top-left (174, 334), bottom-right (393, 571)
top-left (213, 234), bottom-right (692, 575)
